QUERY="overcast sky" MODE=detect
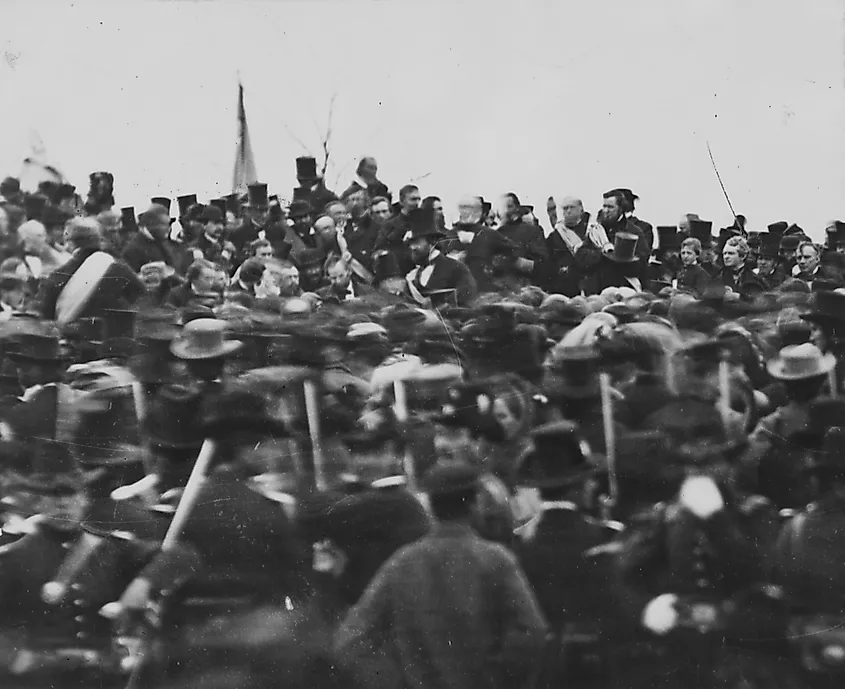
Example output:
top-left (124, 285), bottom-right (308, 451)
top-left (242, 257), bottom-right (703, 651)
top-left (0, 0), bottom-right (842, 237)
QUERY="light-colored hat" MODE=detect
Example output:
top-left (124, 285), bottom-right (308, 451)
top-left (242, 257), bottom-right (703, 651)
top-left (766, 343), bottom-right (836, 381)
top-left (170, 318), bottom-right (242, 360)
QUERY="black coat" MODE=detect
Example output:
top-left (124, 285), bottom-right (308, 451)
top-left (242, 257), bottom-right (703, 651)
top-left (676, 264), bottom-right (712, 298)
top-left (409, 253), bottom-right (478, 307)
top-left (229, 219), bottom-right (289, 256)
top-left (122, 231), bottom-right (189, 275)
top-left (37, 248), bottom-right (146, 320)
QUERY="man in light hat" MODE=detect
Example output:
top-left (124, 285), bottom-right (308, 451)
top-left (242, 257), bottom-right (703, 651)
top-left (170, 317), bottom-right (242, 388)
top-left (335, 461), bottom-right (548, 689)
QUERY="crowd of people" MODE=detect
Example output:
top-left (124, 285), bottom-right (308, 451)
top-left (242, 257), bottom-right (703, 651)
top-left (0, 156), bottom-right (843, 688)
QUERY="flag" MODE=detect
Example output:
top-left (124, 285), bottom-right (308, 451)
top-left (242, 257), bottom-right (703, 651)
top-left (232, 82), bottom-right (258, 195)
top-left (19, 130), bottom-right (66, 192)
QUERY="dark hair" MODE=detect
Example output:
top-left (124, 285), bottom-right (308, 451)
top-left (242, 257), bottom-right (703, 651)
top-left (422, 196), bottom-right (441, 211)
top-left (602, 190), bottom-right (626, 210)
top-left (370, 196), bottom-right (390, 209)
top-left (250, 238), bottom-right (272, 256)
top-left (504, 192), bottom-right (521, 208)
top-left (429, 487), bottom-right (476, 521)
top-left (399, 185), bottom-right (419, 201)
top-left (186, 259), bottom-right (216, 284)
top-left (323, 254), bottom-right (349, 274)
top-left (356, 156), bottom-right (376, 175)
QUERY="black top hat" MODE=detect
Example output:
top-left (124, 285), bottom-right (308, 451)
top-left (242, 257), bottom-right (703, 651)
top-left (606, 232), bottom-right (640, 263)
top-left (296, 156), bottom-right (319, 182)
top-left (545, 344), bottom-right (602, 399)
top-left (517, 421), bottom-right (595, 490)
top-left (655, 226), bottom-right (681, 252)
top-left (801, 290), bottom-right (845, 327)
top-left (759, 233), bottom-right (780, 258)
top-left (209, 198), bottom-right (228, 216)
top-left (9, 332), bottom-right (69, 364)
top-left (120, 207), bottom-right (139, 233)
top-left (403, 208), bottom-right (444, 243)
top-left (246, 183), bottom-right (269, 209)
top-left (688, 219), bottom-right (714, 247)
top-left (150, 197), bottom-right (172, 213)
top-left (767, 221), bottom-right (788, 237)
top-left (288, 199), bottom-right (313, 219)
top-left (144, 383), bottom-right (205, 449)
top-left (177, 194), bottom-right (198, 218)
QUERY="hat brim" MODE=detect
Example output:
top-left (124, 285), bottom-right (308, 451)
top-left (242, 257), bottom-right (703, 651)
top-left (170, 339), bottom-right (243, 360)
top-left (766, 353), bottom-right (836, 381)
top-left (605, 254), bottom-right (640, 264)
top-left (8, 350), bottom-right (71, 364)
top-left (800, 313), bottom-right (845, 326)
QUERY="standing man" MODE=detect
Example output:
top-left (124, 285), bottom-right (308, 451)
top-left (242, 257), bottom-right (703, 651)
top-left (497, 192), bottom-right (549, 287)
top-left (546, 196), bottom-right (608, 296)
top-left (342, 156), bottom-right (391, 202)
top-left (375, 184), bottom-right (421, 276)
top-left (293, 156), bottom-right (338, 213)
top-left (335, 462), bottom-right (548, 689)
top-left (229, 183), bottom-right (288, 257)
top-left (599, 189), bottom-right (651, 262)
top-left (719, 236), bottom-right (767, 302)
top-left (122, 203), bottom-right (187, 275)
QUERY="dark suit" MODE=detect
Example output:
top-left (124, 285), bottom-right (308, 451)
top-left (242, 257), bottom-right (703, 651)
top-left (229, 219), bottom-right (289, 256)
top-left (409, 253), bottom-right (477, 307)
top-left (676, 264), bottom-right (711, 298)
top-left (122, 231), bottom-right (188, 275)
top-left (315, 281), bottom-right (375, 305)
top-left (36, 248), bottom-right (145, 321)
top-left (341, 179), bottom-right (391, 204)
top-left (444, 223), bottom-right (517, 293)
top-left (292, 181), bottom-right (338, 216)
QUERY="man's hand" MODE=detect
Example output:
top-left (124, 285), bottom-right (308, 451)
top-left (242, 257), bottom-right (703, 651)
top-left (642, 593), bottom-right (679, 635)
top-left (546, 197), bottom-right (558, 227)
top-left (119, 577), bottom-right (153, 612)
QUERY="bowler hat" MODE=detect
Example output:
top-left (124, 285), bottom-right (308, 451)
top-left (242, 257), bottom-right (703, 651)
top-left (296, 157), bottom-right (319, 182)
top-left (767, 343), bottom-right (836, 381)
top-left (288, 200), bottom-right (313, 219)
top-left (245, 183), bottom-right (269, 209)
top-left (422, 461), bottom-right (481, 497)
top-left (150, 197), bottom-right (172, 213)
top-left (779, 235), bottom-right (802, 252)
top-left (177, 194), bottom-right (198, 218)
top-left (516, 421), bottom-right (595, 489)
top-left (199, 205), bottom-right (224, 224)
top-left (144, 383), bottom-right (205, 449)
top-left (606, 232), bottom-right (640, 263)
top-left (688, 220), bottom-right (714, 248)
top-left (170, 318), bottom-right (242, 360)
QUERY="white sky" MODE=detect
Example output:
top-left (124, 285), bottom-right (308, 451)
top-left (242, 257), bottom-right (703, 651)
top-left (0, 0), bottom-right (842, 238)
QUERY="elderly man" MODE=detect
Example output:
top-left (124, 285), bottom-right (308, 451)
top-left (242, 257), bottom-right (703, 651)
top-left (599, 189), bottom-right (651, 262)
top-left (17, 219), bottom-right (70, 281)
top-left (497, 192), bottom-right (549, 286)
top-left (316, 255), bottom-right (374, 305)
top-left (546, 196), bottom-right (609, 296)
top-left (342, 156), bottom-right (391, 202)
top-left (122, 203), bottom-right (187, 275)
top-left (445, 195), bottom-right (516, 293)
top-left (718, 236), bottom-right (767, 302)
top-left (37, 217), bottom-right (145, 321)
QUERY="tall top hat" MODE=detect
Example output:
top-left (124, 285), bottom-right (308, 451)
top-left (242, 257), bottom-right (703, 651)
top-left (177, 194), bottom-right (199, 218)
top-left (120, 207), bottom-right (138, 233)
top-left (296, 156), bottom-right (319, 182)
top-left (767, 221), bottom-right (788, 237)
top-left (606, 232), bottom-right (640, 263)
top-left (245, 183), bottom-right (269, 209)
top-left (656, 226), bottom-right (681, 252)
top-left (209, 198), bottom-right (228, 216)
top-left (403, 208), bottom-right (444, 243)
top-left (688, 219), bottom-right (714, 248)
top-left (150, 197), bottom-right (172, 214)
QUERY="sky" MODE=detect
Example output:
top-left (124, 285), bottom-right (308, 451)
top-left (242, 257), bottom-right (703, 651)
top-left (0, 0), bottom-right (842, 238)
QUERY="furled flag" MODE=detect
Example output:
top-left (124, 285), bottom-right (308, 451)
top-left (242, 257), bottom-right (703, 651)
top-left (19, 130), bottom-right (66, 192)
top-left (232, 82), bottom-right (258, 195)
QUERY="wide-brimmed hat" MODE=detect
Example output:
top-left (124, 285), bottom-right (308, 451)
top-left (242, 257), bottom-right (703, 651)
top-left (199, 205), bottom-right (224, 224)
top-left (143, 383), bottom-right (205, 449)
top-left (800, 290), bottom-right (845, 328)
top-left (767, 221), bottom-right (788, 237)
top-left (288, 200), bottom-right (313, 219)
top-left (767, 343), bottom-right (836, 381)
top-left (8, 332), bottom-right (70, 364)
top-left (516, 421), bottom-right (595, 489)
top-left (170, 318), bottom-right (242, 360)
top-left (605, 232), bottom-right (639, 263)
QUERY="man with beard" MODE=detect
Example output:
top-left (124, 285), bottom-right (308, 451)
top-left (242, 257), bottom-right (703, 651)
top-left (374, 184), bottom-right (421, 276)
top-left (317, 256), bottom-right (374, 305)
top-left (497, 193), bottom-right (549, 287)
top-left (341, 156), bottom-right (390, 203)
top-left (447, 195), bottom-right (517, 293)
top-left (230, 183), bottom-right (289, 257)
top-left (285, 200), bottom-right (323, 267)
top-left (753, 234), bottom-right (787, 288)
top-left (405, 208), bottom-right (477, 307)
top-left (292, 156), bottom-right (338, 213)
top-left (337, 194), bottom-right (379, 274)
top-left (191, 205), bottom-right (236, 270)
top-left (612, 188), bottom-right (654, 254)
top-left (599, 189), bottom-right (651, 262)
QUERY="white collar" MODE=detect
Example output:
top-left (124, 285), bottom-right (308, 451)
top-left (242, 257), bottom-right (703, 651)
top-left (204, 232), bottom-right (219, 245)
top-left (541, 500), bottom-right (579, 512)
top-left (355, 175), bottom-right (371, 189)
top-left (428, 247), bottom-right (442, 262)
top-left (346, 281), bottom-right (356, 298)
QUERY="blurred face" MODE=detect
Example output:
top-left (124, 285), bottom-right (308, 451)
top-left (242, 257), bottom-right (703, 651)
top-left (700, 246), bottom-right (715, 263)
top-left (500, 195), bottom-right (519, 221)
top-left (457, 198), bottom-right (482, 224)
top-left (142, 268), bottom-right (164, 292)
top-left (757, 256), bottom-right (775, 274)
top-left (254, 244), bottom-right (274, 262)
top-left (314, 217), bottom-right (337, 244)
top-left (601, 196), bottom-right (623, 224)
top-left (346, 192), bottom-right (368, 218)
top-left (40, 491), bottom-right (88, 531)
top-left (401, 189), bottom-right (421, 214)
top-left (192, 266), bottom-right (216, 292)
top-left (797, 245), bottom-right (820, 275)
top-left (146, 211), bottom-right (171, 241)
top-left (561, 198), bottom-right (583, 228)
top-left (430, 200), bottom-right (444, 221)
top-left (276, 267), bottom-right (300, 296)
top-left (360, 158), bottom-right (378, 181)
top-left (292, 213), bottom-right (312, 234)
top-left (371, 201), bottom-right (391, 225)
top-left (1, 282), bottom-right (25, 308)
top-left (326, 204), bottom-right (348, 228)
top-left (722, 244), bottom-right (743, 269)
top-left (680, 245), bottom-right (697, 266)
top-left (303, 264), bottom-right (324, 286)
top-left (204, 220), bottom-right (224, 241)
top-left (409, 237), bottom-right (431, 265)
top-left (328, 261), bottom-right (352, 292)
top-left (780, 247), bottom-right (797, 262)
top-left (678, 215), bottom-right (692, 233)
top-left (380, 276), bottom-right (407, 296)
top-left (21, 227), bottom-right (47, 253)
top-left (248, 207), bottom-right (270, 227)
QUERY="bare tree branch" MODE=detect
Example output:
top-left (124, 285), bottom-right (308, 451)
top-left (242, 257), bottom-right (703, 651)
top-left (320, 92), bottom-right (338, 179)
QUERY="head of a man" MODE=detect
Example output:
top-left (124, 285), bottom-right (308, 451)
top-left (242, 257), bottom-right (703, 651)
top-left (409, 236), bottom-right (434, 266)
top-left (314, 216), bottom-right (337, 245)
top-left (399, 185), bottom-right (421, 215)
top-left (187, 259), bottom-right (218, 293)
top-left (250, 239), bottom-right (274, 263)
top-left (65, 217), bottom-right (103, 253)
top-left (457, 195), bottom-right (483, 225)
top-left (370, 196), bottom-right (392, 226)
top-left (561, 197), bottom-right (584, 229)
top-left (499, 193), bottom-right (521, 223)
top-left (140, 204), bottom-right (172, 241)
top-left (680, 237), bottom-right (701, 267)
top-left (722, 237), bottom-right (748, 270)
top-left (18, 220), bottom-right (48, 254)
top-left (269, 261), bottom-right (300, 297)
top-left (201, 207), bottom-right (226, 241)
top-left (600, 191), bottom-right (625, 226)
top-left (325, 201), bottom-right (349, 229)
top-left (357, 156), bottom-right (378, 182)
top-left (326, 256), bottom-right (352, 294)
top-left (796, 241), bottom-right (820, 277)
top-left (345, 190), bottom-right (370, 221)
